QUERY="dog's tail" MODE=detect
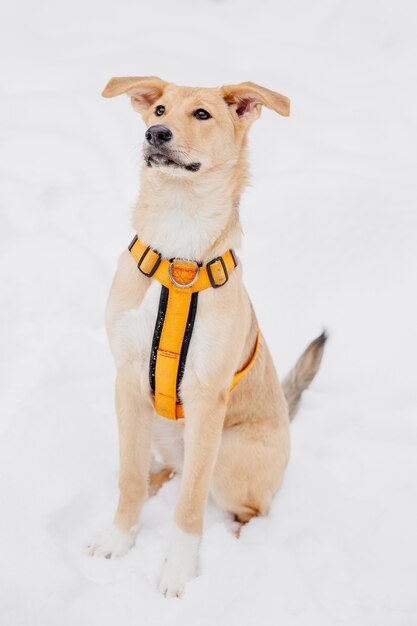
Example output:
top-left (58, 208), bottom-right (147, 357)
top-left (282, 331), bottom-right (327, 420)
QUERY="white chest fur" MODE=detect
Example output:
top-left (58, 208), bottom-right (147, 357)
top-left (110, 271), bottom-right (244, 470)
top-left (112, 279), bottom-right (161, 378)
top-left (113, 277), bottom-right (241, 390)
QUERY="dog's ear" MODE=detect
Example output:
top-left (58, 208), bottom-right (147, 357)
top-left (102, 76), bottom-right (168, 112)
top-left (221, 82), bottom-right (290, 122)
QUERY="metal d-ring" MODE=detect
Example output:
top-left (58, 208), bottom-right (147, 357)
top-left (168, 261), bottom-right (200, 288)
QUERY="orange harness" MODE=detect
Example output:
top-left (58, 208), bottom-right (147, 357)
top-left (129, 235), bottom-right (260, 420)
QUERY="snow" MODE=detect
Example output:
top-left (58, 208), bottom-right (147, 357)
top-left (1, 0), bottom-right (416, 624)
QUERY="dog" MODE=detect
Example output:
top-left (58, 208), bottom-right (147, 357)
top-left (88, 76), bottom-right (326, 598)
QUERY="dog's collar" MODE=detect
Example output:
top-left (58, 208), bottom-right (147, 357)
top-left (128, 234), bottom-right (259, 420)
top-left (128, 234), bottom-right (238, 291)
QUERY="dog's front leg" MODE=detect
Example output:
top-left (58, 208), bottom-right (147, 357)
top-left (89, 363), bottom-right (153, 558)
top-left (158, 391), bottom-right (227, 597)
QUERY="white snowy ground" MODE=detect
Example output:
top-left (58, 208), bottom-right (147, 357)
top-left (1, 0), bottom-right (416, 624)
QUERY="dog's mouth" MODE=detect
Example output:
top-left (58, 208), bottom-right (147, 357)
top-left (144, 151), bottom-right (201, 173)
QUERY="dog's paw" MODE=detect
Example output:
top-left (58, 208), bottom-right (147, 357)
top-left (87, 524), bottom-right (136, 559)
top-left (158, 524), bottom-right (200, 598)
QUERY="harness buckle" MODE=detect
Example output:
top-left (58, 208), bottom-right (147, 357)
top-left (206, 256), bottom-right (229, 288)
top-left (138, 246), bottom-right (162, 277)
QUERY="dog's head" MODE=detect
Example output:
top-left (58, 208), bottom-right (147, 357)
top-left (102, 76), bottom-right (289, 177)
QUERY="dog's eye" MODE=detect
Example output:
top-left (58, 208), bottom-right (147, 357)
top-left (193, 109), bottom-right (212, 120)
top-left (155, 105), bottom-right (165, 117)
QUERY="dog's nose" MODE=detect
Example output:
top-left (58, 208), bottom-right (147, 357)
top-left (145, 125), bottom-right (173, 147)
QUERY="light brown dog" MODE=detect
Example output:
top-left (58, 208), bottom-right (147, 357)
top-left (88, 76), bottom-right (326, 597)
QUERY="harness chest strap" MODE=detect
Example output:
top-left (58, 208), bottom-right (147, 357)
top-left (129, 235), bottom-right (260, 420)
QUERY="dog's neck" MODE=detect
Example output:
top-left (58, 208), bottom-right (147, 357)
top-left (132, 162), bottom-right (246, 263)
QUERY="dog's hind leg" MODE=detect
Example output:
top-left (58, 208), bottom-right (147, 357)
top-left (211, 417), bottom-right (290, 527)
top-left (210, 336), bottom-right (291, 528)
